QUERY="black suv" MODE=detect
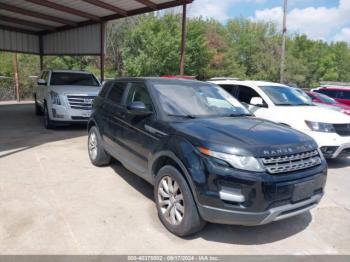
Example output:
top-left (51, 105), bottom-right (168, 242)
top-left (87, 78), bottom-right (327, 236)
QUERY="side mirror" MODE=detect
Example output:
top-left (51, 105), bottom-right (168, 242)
top-left (37, 79), bottom-right (46, 85)
top-left (127, 101), bottom-right (153, 116)
top-left (250, 97), bottom-right (266, 107)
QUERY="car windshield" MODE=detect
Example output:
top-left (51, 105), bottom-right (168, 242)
top-left (260, 85), bottom-right (313, 106)
top-left (315, 93), bottom-right (337, 104)
top-left (50, 72), bottom-right (100, 86)
top-left (152, 82), bottom-right (251, 117)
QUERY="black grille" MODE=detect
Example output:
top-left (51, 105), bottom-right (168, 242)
top-left (261, 150), bottom-right (322, 174)
top-left (67, 95), bottom-right (96, 110)
top-left (334, 124), bottom-right (350, 136)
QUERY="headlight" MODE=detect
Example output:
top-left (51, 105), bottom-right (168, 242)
top-left (305, 121), bottom-right (335, 132)
top-left (198, 147), bottom-right (265, 172)
top-left (50, 91), bottom-right (61, 105)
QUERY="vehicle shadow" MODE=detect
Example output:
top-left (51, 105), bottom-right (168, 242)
top-left (327, 157), bottom-right (350, 169)
top-left (188, 212), bottom-right (312, 244)
top-left (0, 102), bottom-right (87, 158)
top-left (110, 159), bottom-right (312, 245)
top-left (110, 160), bottom-right (154, 201)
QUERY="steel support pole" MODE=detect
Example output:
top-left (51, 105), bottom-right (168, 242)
top-left (12, 53), bottom-right (20, 102)
top-left (179, 4), bottom-right (187, 76)
top-left (39, 35), bottom-right (44, 71)
top-left (280, 0), bottom-right (288, 84)
top-left (100, 22), bottom-right (106, 82)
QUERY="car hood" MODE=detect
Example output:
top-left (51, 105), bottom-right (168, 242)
top-left (274, 105), bottom-right (350, 123)
top-left (314, 103), bottom-right (342, 112)
top-left (336, 103), bottom-right (350, 110)
top-left (50, 85), bottom-right (101, 95)
top-left (170, 117), bottom-right (317, 157)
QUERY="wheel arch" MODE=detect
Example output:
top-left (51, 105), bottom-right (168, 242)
top-left (150, 150), bottom-right (200, 204)
top-left (87, 118), bottom-right (97, 131)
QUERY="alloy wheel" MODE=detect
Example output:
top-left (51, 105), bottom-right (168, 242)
top-left (88, 131), bottom-right (98, 160)
top-left (157, 176), bottom-right (185, 225)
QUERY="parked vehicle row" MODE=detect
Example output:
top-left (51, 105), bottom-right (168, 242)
top-left (34, 71), bottom-right (350, 237)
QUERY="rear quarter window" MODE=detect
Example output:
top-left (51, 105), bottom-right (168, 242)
top-left (98, 82), bottom-right (111, 98)
top-left (315, 89), bottom-right (337, 98)
top-left (106, 82), bottom-right (128, 104)
top-left (337, 90), bottom-right (350, 99)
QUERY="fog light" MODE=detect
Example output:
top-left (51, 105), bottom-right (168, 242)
top-left (219, 186), bottom-right (245, 203)
top-left (320, 146), bottom-right (338, 157)
top-left (51, 109), bottom-right (64, 119)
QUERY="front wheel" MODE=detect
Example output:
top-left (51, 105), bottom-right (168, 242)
top-left (43, 104), bottom-right (54, 129)
top-left (88, 126), bottom-right (111, 166)
top-left (154, 165), bottom-right (205, 237)
top-left (34, 96), bottom-right (42, 116)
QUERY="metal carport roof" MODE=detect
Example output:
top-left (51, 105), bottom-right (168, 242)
top-left (0, 0), bottom-right (193, 81)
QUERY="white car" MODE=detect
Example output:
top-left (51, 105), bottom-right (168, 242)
top-left (209, 78), bottom-right (350, 158)
top-left (34, 70), bottom-right (101, 129)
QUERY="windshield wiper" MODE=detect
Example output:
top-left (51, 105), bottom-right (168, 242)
top-left (167, 114), bottom-right (197, 119)
top-left (275, 103), bottom-right (294, 106)
top-left (275, 103), bottom-right (313, 106)
top-left (225, 113), bottom-right (252, 117)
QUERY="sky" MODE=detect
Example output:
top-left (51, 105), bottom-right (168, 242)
top-left (185, 0), bottom-right (350, 43)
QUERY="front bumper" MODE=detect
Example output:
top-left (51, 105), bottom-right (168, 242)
top-left (198, 193), bottom-right (322, 226)
top-left (49, 104), bottom-right (91, 122)
top-left (303, 130), bottom-right (350, 158)
top-left (192, 156), bottom-right (327, 226)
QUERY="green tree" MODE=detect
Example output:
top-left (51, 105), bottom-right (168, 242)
top-left (122, 14), bottom-right (212, 78)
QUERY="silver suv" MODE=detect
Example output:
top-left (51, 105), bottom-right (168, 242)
top-left (34, 70), bottom-right (101, 129)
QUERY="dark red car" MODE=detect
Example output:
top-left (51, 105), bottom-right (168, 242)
top-left (313, 86), bottom-right (350, 106)
top-left (307, 91), bottom-right (350, 115)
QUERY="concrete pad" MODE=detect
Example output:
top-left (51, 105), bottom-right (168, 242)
top-left (0, 102), bottom-right (350, 254)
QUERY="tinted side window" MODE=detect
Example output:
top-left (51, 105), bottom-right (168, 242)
top-left (106, 82), bottom-right (127, 104)
top-left (126, 83), bottom-right (153, 111)
top-left (337, 90), bottom-right (350, 99)
top-left (218, 84), bottom-right (238, 96)
top-left (237, 85), bottom-right (261, 104)
top-left (316, 89), bottom-right (337, 98)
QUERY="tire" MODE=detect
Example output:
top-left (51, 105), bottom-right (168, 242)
top-left (34, 96), bottom-right (42, 116)
top-left (43, 103), bottom-right (54, 129)
top-left (154, 165), bottom-right (205, 237)
top-left (88, 126), bottom-right (111, 166)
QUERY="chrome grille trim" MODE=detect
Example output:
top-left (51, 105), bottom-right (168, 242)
top-left (66, 95), bottom-right (96, 110)
top-left (261, 150), bottom-right (321, 174)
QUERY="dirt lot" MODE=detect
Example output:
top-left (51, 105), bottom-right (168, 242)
top-left (0, 102), bottom-right (350, 255)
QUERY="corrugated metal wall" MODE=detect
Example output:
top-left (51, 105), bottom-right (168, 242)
top-left (0, 29), bottom-right (39, 54)
top-left (42, 24), bottom-right (101, 55)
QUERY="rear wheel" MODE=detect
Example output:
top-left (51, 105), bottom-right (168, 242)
top-left (154, 165), bottom-right (205, 237)
top-left (88, 126), bottom-right (111, 166)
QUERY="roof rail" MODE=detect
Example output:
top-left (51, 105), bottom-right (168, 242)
top-left (209, 77), bottom-right (241, 81)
